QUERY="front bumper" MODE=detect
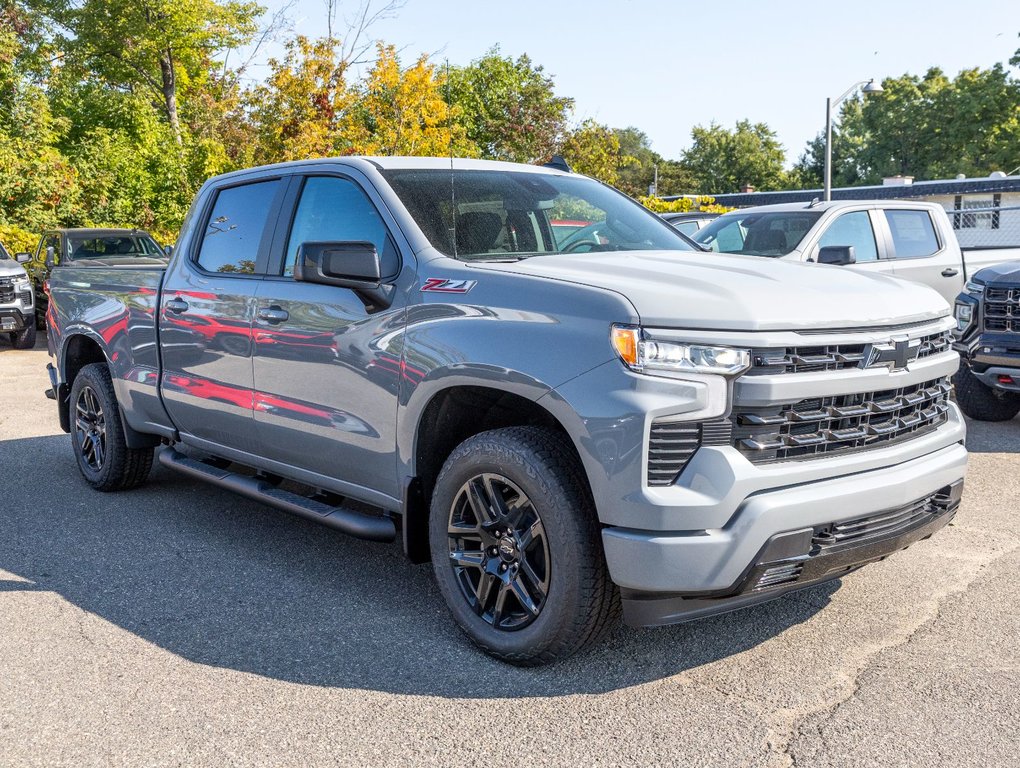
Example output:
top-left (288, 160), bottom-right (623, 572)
top-left (603, 440), bottom-right (967, 626)
top-left (0, 308), bottom-right (30, 332)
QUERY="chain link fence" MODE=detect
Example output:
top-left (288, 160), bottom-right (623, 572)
top-left (942, 204), bottom-right (1020, 249)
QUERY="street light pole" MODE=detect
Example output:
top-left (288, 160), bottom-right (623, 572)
top-left (824, 97), bottom-right (833, 202)
top-left (823, 79), bottom-right (883, 202)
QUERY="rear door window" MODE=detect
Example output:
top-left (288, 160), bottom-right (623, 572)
top-left (884, 209), bottom-right (940, 259)
top-left (817, 211), bottom-right (879, 262)
top-left (197, 180), bottom-right (281, 274)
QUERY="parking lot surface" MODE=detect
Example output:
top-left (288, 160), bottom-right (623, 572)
top-left (1, 336), bottom-right (1018, 767)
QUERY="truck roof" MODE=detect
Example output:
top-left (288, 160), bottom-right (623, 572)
top-left (728, 199), bottom-right (943, 215)
top-left (205, 156), bottom-right (574, 187)
top-left (47, 228), bottom-right (157, 237)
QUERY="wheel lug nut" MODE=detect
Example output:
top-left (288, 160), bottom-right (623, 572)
top-left (500, 564), bottom-right (507, 572)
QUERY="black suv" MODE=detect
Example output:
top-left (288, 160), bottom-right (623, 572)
top-left (952, 262), bottom-right (1020, 421)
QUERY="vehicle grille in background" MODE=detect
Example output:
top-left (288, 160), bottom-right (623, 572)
top-left (984, 285), bottom-right (1020, 334)
top-left (747, 330), bottom-right (951, 375)
top-left (0, 277), bottom-right (13, 303)
top-left (732, 376), bottom-right (951, 464)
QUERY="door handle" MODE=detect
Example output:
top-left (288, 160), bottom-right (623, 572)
top-left (257, 306), bottom-right (289, 324)
top-left (166, 297), bottom-right (189, 314)
top-left (941, 268), bottom-right (959, 277)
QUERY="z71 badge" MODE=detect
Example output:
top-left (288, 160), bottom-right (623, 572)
top-left (420, 278), bottom-right (477, 293)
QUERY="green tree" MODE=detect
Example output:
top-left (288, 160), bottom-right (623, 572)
top-left (795, 64), bottom-right (1020, 186)
top-left (559, 119), bottom-right (623, 184)
top-left (447, 47), bottom-right (573, 163)
top-left (35, 0), bottom-right (262, 144)
top-left (683, 120), bottom-right (788, 193)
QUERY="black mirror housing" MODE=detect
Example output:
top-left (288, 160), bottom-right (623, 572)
top-left (45, 245), bottom-right (55, 269)
top-left (164, 244), bottom-right (173, 258)
top-left (14, 252), bottom-right (30, 264)
top-left (817, 245), bottom-right (856, 266)
top-left (295, 241), bottom-right (393, 310)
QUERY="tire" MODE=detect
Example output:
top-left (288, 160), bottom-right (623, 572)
top-left (429, 426), bottom-right (619, 665)
top-left (9, 322), bottom-right (36, 350)
top-left (69, 363), bottom-right (154, 491)
top-left (953, 365), bottom-right (1020, 422)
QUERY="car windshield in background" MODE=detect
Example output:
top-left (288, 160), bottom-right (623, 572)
top-left (0, 243), bottom-right (10, 260)
top-left (380, 169), bottom-right (695, 261)
top-left (67, 235), bottom-right (162, 260)
top-left (692, 211), bottom-right (822, 257)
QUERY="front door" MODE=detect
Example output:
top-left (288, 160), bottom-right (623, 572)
top-left (159, 178), bottom-right (284, 453)
top-left (251, 173), bottom-right (412, 500)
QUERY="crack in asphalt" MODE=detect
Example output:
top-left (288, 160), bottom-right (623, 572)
top-left (771, 534), bottom-right (1020, 768)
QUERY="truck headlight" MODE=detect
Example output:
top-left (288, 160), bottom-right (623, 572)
top-left (954, 302), bottom-right (973, 332)
top-left (964, 280), bottom-right (984, 294)
top-left (611, 325), bottom-right (751, 376)
top-left (11, 274), bottom-right (28, 286)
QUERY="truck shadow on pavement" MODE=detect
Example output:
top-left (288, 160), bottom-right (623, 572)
top-left (961, 414), bottom-right (1020, 453)
top-left (0, 435), bottom-right (839, 698)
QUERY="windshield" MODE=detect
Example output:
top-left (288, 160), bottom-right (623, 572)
top-left (0, 243), bottom-right (10, 260)
top-left (692, 210), bottom-right (822, 257)
top-left (67, 235), bottom-right (162, 260)
top-left (380, 169), bottom-right (695, 261)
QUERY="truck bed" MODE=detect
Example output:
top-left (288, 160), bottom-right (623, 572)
top-left (47, 260), bottom-right (173, 438)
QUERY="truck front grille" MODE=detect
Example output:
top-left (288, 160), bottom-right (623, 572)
top-left (731, 376), bottom-right (951, 464)
top-left (812, 483), bottom-right (961, 549)
top-left (646, 420), bottom-right (731, 486)
top-left (0, 277), bottom-right (13, 303)
top-left (747, 330), bottom-right (951, 375)
top-left (984, 285), bottom-right (1020, 334)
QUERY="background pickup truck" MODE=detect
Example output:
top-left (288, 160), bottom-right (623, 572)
top-left (691, 200), bottom-right (1010, 305)
top-left (0, 242), bottom-right (35, 349)
top-left (46, 157), bottom-right (968, 664)
top-left (952, 260), bottom-right (1020, 421)
top-left (16, 228), bottom-right (165, 330)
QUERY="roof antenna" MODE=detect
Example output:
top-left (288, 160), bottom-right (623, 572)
top-left (446, 59), bottom-right (457, 257)
top-left (544, 154), bottom-right (572, 173)
top-left (807, 197), bottom-right (822, 208)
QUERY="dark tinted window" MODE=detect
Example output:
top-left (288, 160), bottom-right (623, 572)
top-left (885, 209), bottom-right (939, 258)
top-left (198, 180), bottom-right (280, 274)
top-left (284, 176), bottom-right (398, 278)
top-left (67, 236), bottom-right (155, 259)
top-left (0, 243), bottom-right (9, 260)
top-left (818, 211), bottom-right (879, 262)
top-left (693, 211), bottom-right (822, 256)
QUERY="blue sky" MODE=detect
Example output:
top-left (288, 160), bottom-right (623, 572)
top-left (245, 0), bottom-right (1020, 164)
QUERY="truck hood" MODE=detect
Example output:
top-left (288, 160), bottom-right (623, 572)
top-left (0, 260), bottom-right (27, 279)
top-left (481, 251), bottom-right (950, 331)
top-left (973, 260), bottom-right (1020, 285)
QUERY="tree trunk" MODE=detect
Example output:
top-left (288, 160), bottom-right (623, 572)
top-left (159, 51), bottom-right (182, 145)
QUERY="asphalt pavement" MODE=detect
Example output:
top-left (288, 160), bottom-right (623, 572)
top-left (1, 334), bottom-right (1018, 767)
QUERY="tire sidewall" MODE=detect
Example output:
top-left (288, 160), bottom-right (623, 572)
top-left (69, 365), bottom-right (118, 488)
top-left (428, 430), bottom-right (592, 659)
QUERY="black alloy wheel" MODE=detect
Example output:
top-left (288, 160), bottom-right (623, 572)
top-left (74, 384), bottom-right (107, 471)
top-left (447, 473), bottom-right (551, 631)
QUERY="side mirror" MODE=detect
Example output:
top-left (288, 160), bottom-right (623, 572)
top-left (294, 241), bottom-right (394, 310)
top-left (164, 244), bottom-right (173, 257)
top-left (45, 245), bottom-right (55, 270)
top-left (15, 252), bottom-right (30, 264)
top-left (817, 245), bottom-right (856, 266)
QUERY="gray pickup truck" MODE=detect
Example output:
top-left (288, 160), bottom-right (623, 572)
top-left (46, 158), bottom-right (968, 664)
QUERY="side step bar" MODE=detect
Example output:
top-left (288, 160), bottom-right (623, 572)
top-left (158, 448), bottom-right (396, 543)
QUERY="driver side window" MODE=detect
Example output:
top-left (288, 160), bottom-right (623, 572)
top-left (818, 211), bottom-right (878, 262)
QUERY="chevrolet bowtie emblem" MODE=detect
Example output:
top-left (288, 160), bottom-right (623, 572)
top-left (862, 336), bottom-right (921, 371)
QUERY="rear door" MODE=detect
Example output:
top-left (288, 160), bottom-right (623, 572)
top-left (159, 177), bottom-right (286, 452)
top-left (251, 171), bottom-right (413, 500)
top-left (879, 208), bottom-right (961, 304)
